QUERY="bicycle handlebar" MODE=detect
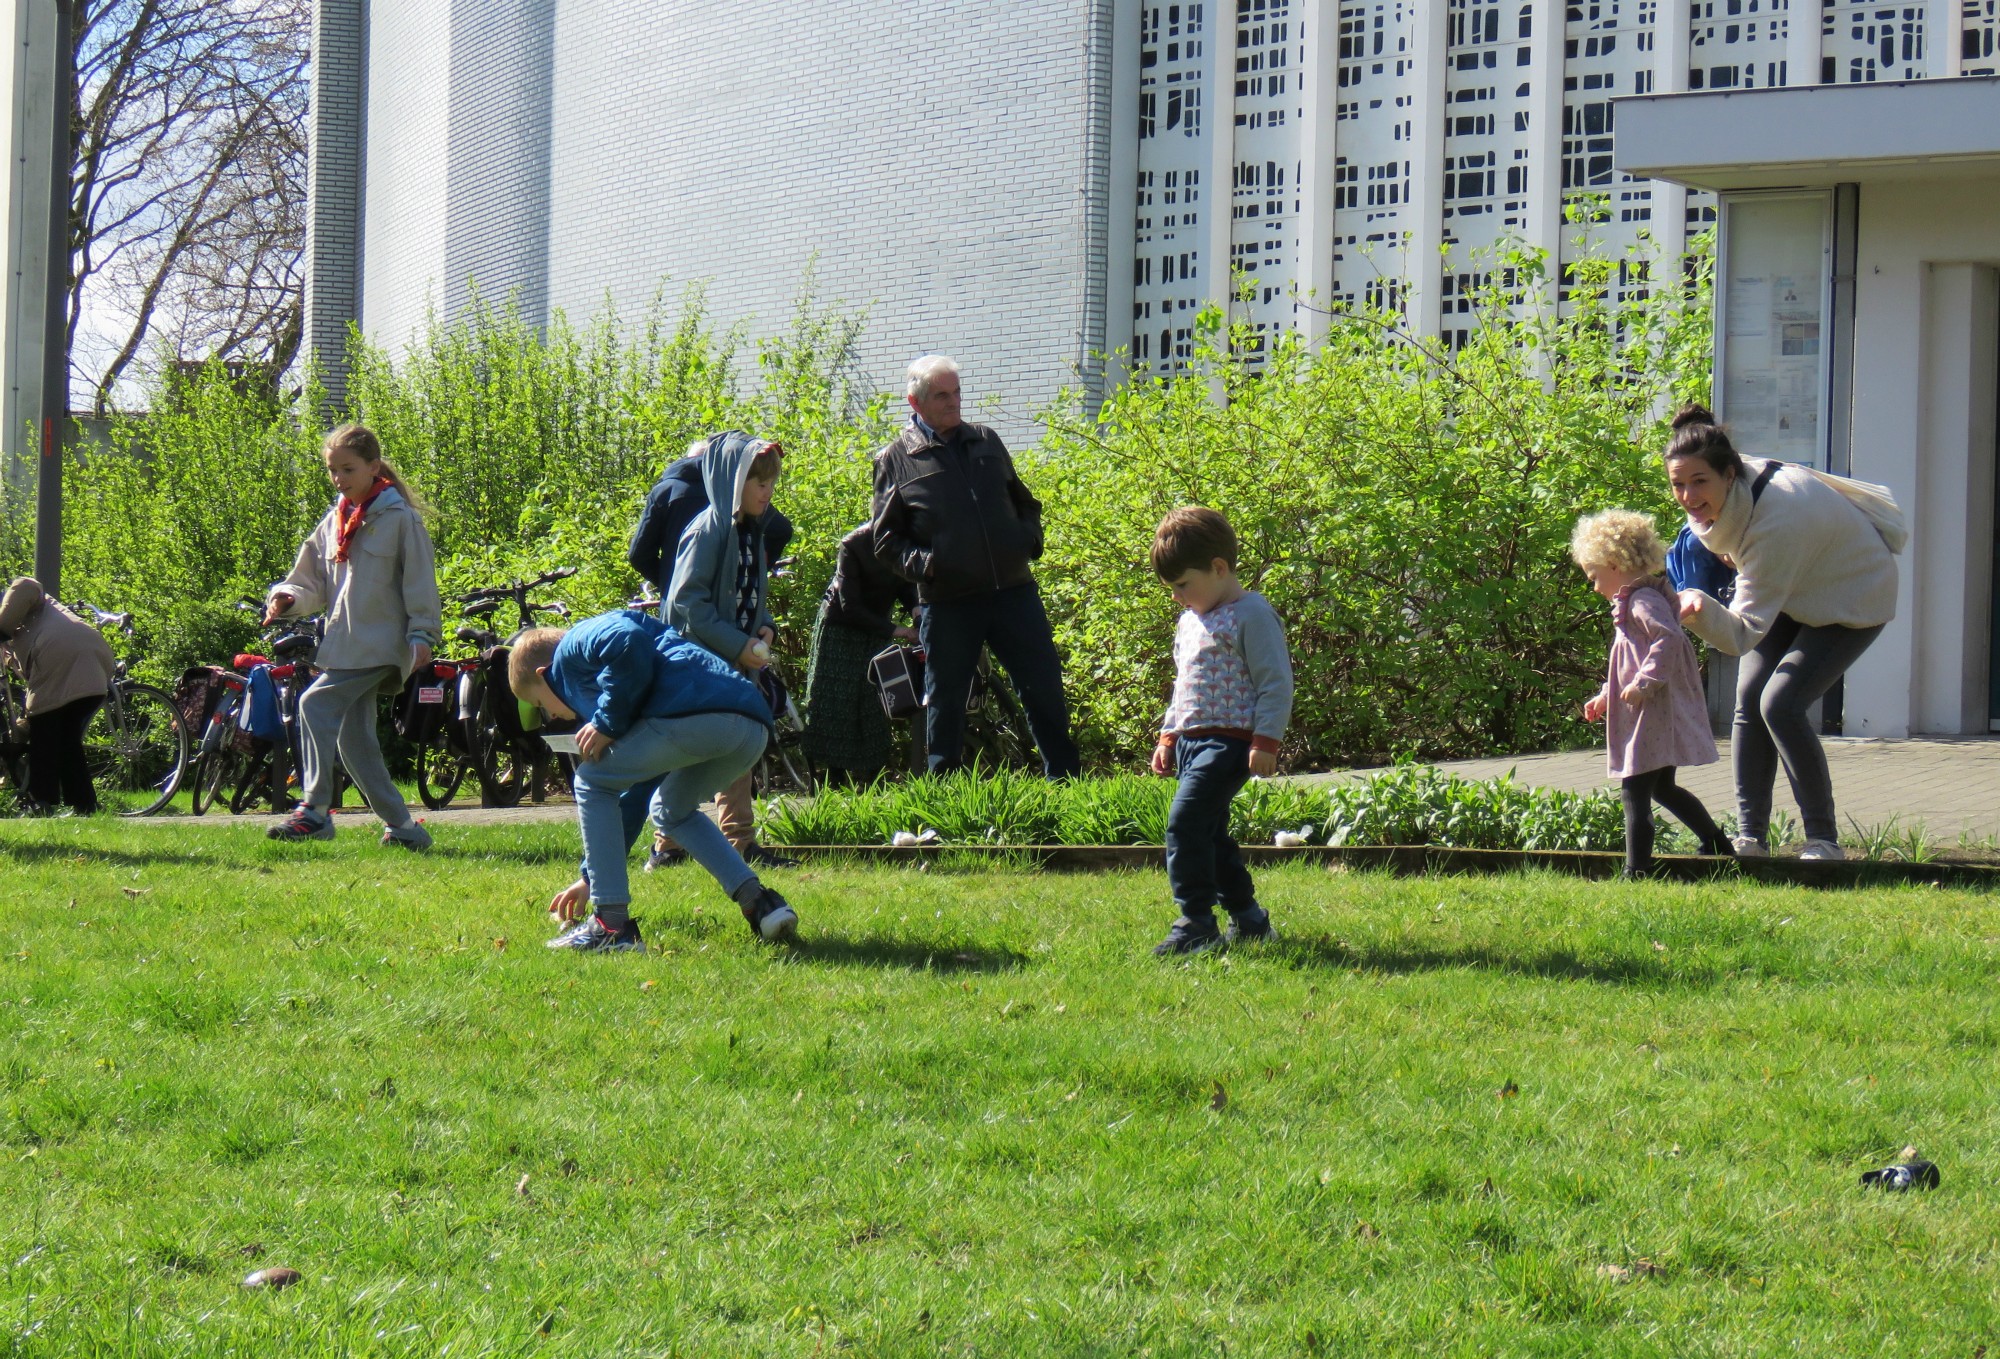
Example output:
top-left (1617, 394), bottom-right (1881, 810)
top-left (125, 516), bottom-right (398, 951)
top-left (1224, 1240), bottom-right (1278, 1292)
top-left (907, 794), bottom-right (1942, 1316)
top-left (456, 565), bottom-right (579, 604)
top-left (68, 601), bottom-right (134, 633)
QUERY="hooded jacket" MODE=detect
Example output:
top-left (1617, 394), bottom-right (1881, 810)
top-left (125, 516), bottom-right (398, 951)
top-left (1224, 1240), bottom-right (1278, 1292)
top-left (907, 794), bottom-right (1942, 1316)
top-left (627, 453), bottom-right (794, 592)
top-left (1681, 457), bottom-right (1898, 656)
top-left (0, 578), bottom-right (116, 713)
top-left (666, 431), bottom-right (779, 663)
top-left (870, 420), bottom-right (1044, 604)
top-left (269, 485), bottom-right (442, 676)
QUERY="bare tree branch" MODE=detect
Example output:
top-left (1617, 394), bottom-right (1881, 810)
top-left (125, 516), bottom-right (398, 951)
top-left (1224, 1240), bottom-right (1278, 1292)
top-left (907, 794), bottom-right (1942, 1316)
top-left (68, 0), bottom-right (310, 413)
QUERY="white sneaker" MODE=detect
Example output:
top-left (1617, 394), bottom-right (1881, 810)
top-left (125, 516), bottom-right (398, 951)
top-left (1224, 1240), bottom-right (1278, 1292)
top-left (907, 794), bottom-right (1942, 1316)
top-left (1730, 835), bottom-right (1770, 858)
top-left (1799, 838), bottom-right (1846, 862)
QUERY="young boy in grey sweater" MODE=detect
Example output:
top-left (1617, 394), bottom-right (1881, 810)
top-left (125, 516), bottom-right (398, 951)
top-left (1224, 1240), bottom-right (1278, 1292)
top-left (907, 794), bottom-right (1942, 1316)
top-left (1148, 508), bottom-right (1294, 956)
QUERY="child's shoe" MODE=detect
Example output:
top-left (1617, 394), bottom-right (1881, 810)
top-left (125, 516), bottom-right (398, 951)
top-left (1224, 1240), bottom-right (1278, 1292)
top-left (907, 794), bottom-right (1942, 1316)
top-left (267, 807), bottom-right (333, 841)
top-left (1153, 915), bottom-right (1223, 957)
top-left (744, 844), bottom-right (801, 869)
top-left (1225, 906), bottom-right (1274, 944)
top-left (1799, 838), bottom-right (1846, 862)
top-left (381, 820), bottom-right (433, 851)
top-left (545, 914), bottom-right (644, 952)
top-left (1730, 835), bottom-right (1770, 858)
top-left (642, 837), bottom-right (687, 873)
top-left (734, 882), bottom-right (799, 943)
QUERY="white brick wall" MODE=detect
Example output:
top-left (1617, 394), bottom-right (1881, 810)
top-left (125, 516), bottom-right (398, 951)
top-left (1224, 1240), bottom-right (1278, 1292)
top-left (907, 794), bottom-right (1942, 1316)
top-left (359, 2), bottom-right (452, 357)
top-left (358, 0), bottom-right (1104, 440)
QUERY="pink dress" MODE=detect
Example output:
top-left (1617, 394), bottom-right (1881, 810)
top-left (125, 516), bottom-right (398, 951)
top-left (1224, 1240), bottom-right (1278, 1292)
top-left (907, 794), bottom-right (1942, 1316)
top-left (1597, 578), bottom-right (1717, 780)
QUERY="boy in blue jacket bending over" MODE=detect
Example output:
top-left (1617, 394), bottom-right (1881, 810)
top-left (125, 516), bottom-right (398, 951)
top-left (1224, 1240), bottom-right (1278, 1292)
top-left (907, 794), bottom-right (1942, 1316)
top-left (509, 610), bottom-right (799, 952)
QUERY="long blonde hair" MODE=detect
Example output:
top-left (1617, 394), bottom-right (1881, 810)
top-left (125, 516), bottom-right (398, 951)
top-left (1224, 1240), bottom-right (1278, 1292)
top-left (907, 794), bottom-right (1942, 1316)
top-left (324, 423), bottom-right (426, 515)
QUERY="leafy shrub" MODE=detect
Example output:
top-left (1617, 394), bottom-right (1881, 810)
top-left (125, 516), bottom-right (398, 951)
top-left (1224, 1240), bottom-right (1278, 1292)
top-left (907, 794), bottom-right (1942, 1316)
top-left (2, 227), bottom-right (1712, 772)
top-left (760, 763), bottom-right (1640, 853)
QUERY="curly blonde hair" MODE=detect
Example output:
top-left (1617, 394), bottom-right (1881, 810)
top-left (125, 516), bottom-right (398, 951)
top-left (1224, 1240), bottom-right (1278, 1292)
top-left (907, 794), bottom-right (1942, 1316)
top-left (1570, 509), bottom-right (1667, 576)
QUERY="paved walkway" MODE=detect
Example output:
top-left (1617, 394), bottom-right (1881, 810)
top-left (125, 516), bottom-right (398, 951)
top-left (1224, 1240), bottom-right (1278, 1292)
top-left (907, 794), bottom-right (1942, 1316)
top-left (1326, 737), bottom-right (2000, 846)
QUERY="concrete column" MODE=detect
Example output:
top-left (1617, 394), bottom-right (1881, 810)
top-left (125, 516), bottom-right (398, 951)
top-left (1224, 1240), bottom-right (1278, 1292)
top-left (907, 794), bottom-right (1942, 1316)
top-left (1407, 0), bottom-right (1449, 337)
top-left (1203, 6), bottom-right (1237, 320)
top-left (1786, 0), bottom-right (1824, 85)
top-left (1525, 0), bottom-right (1567, 279)
top-left (1928, 0), bottom-right (1963, 77)
top-left (1100, 0), bottom-right (1142, 388)
top-left (1911, 264), bottom-right (1999, 733)
top-left (3, 0), bottom-right (58, 474)
top-left (1651, 0), bottom-right (1693, 262)
top-left (1295, 0), bottom-right (1338, 343)
top-left (305, 0), bottom-right (368, 409)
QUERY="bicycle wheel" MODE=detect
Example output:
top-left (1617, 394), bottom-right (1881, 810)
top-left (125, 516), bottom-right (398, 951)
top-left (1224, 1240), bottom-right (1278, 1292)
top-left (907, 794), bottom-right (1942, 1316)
top-left (229, 746), bottom-right (276, 814)
top-left (188, 747), bottom-right (237, 815)
top-left (466, 713), bottom-right (525, 808)
top-left (416, 727), bottom-right (470, 809)
top-left (83, 682), bottom-right (189, 816)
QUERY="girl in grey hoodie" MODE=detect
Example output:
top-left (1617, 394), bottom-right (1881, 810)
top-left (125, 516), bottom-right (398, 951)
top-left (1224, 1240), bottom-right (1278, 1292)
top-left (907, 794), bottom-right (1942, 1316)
top-left (265, 424), bottom-right (442, 848)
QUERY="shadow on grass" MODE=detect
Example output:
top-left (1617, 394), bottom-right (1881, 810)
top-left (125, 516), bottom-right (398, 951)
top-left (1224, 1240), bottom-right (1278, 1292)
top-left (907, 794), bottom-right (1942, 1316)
top-left (781, 933), bottom-right (1028, 974)
top-left (0, 838), bottom-right (235, 869)
top-left (1268, 934), bottom-right (1708, 987)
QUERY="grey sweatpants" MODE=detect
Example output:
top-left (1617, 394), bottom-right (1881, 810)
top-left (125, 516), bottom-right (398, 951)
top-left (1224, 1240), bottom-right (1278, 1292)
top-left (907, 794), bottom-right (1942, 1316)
top-left (298, 666), bottom-right (414, 828)
top-left (1733, 614), bottom-right (1884, 845)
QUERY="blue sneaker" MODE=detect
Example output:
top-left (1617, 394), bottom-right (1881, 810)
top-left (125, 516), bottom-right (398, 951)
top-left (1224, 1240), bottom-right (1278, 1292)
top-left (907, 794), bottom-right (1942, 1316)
top-left (545, 915), bottom-right (644, 953)
top-left (1225, 906), bottom-right (1274, 944)
top-left (1153, 915), bottom-right (1223, 957)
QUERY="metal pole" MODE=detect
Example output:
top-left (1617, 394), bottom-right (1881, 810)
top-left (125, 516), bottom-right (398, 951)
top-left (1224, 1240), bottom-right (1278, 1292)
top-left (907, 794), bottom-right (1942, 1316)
top-left (33, 0), bottom-right (69, 595)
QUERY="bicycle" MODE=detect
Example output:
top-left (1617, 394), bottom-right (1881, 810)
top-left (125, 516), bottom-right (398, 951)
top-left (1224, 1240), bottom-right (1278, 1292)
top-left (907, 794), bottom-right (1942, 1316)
top-left (868, 640), bottom-right (1037, 776)
top-left (227, 615), bottom-right (327, 816)
top-left (396, 645), bottom-right (481, 811)
top-left (65, 603), bottom-right (191, 816)
top-left (456, 566), bottom-right (576, 808)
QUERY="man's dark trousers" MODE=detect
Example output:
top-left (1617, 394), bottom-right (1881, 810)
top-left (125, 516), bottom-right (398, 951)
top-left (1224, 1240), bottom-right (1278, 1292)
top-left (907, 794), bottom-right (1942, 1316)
top-left (1166, 734), bottom-right (1255, 920)
top-left (919, 582), bottom-right (1080, 778)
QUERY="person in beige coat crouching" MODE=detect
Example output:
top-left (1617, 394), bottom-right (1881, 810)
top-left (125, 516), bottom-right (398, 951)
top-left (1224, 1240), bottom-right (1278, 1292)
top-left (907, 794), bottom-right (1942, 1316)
top-left (0, 577), bottom-right (117, 813)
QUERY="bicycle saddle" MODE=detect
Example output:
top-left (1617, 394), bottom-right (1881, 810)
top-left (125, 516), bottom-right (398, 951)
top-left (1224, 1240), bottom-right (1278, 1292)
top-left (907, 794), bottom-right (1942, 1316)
top-left (463, 599), bottom-right (503, 620)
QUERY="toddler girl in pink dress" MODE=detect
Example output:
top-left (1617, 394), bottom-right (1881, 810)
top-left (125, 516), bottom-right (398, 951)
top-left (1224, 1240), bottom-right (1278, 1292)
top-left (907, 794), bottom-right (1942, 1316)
top-left (1572, 510), bottom-right (1732, 876)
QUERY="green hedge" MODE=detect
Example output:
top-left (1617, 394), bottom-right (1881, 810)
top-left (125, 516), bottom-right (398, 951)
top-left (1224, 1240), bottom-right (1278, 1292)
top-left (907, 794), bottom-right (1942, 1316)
top-left (4, 225), bottom-right (1711, 772)
top-left (760, 764), bottom-right (1643, 853)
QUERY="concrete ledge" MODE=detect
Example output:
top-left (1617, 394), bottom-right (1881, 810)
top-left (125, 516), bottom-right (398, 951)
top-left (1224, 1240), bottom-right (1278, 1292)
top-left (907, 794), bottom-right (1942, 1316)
top-left (775, 844), bottom-right (2000, 889)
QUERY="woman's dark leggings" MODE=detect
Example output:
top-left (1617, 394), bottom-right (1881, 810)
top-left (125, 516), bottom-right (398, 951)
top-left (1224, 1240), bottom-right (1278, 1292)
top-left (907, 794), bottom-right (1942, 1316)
top-left (1621, 765), bottom-right (1727, 874)
top-left (26, 694), bottom-right (103, 814)
top-left (1733, 614), bottom-right (1885, 845)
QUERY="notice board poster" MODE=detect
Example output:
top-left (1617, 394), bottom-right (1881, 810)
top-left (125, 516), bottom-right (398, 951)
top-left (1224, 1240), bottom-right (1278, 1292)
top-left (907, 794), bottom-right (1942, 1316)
top-left (1719, 193), bottom-right (1831, 469)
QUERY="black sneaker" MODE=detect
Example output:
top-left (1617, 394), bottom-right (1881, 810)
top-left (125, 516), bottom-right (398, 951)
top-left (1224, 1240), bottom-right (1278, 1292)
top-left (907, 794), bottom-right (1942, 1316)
top-left (545, 915), bottom-right (645, 953)
top-left (1226, 906), bottom-right (1274, 944)
top-left (1153, 915), bottom-right (1223, 957)
top-left (738, 886), bottom-right (799, 943)
top-left (744, 845), bottom-right (801, 869)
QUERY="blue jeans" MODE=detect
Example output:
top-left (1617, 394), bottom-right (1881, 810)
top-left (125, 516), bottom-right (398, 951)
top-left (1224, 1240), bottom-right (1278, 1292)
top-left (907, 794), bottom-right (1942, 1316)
top-left (1166, 735), bottom-right (1256, 920)
top-left (573, 711), bottom-right (768, 911)
top-left (919, 582), bottom-right (1080, 778)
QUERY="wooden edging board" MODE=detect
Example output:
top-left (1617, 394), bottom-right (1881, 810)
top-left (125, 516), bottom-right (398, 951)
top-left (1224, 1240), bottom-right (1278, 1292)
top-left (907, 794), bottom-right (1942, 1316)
top-left (772, 843), bottom-right (2000, 890)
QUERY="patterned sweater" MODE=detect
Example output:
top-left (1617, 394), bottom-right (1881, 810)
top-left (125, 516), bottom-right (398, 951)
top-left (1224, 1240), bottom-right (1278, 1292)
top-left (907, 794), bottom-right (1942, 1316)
top-left (1161, 592), bottom-right (1294, 754)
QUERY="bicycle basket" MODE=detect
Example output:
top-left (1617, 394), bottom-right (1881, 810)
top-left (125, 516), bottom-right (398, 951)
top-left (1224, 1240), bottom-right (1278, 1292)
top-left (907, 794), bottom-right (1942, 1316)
top-left (174, 666), bottom-right (228, 733)
top-left (394, 666), bottom-right (451, 742)
top-left (867, 645), bottom-right (924, 720)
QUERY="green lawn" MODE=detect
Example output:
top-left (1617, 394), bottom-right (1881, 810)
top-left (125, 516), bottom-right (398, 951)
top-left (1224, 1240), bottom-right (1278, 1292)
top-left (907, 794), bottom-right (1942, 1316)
top-left (0, 818), bottom-right (1995, 1356)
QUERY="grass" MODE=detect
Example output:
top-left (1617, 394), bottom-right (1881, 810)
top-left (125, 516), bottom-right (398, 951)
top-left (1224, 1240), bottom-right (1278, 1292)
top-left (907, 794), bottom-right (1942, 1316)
top-left (0, 817), bottom-right (1997, 1355)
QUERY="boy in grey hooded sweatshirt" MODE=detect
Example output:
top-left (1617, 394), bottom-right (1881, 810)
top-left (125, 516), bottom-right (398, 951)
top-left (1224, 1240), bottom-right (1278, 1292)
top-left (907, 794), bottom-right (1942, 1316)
top-left (666, 431), bottom-right (789, 868)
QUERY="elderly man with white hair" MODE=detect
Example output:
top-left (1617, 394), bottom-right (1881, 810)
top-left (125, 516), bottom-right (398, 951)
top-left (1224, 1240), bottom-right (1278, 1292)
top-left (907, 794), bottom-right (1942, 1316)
top-left (869, 355), bottom-right (1080, 778)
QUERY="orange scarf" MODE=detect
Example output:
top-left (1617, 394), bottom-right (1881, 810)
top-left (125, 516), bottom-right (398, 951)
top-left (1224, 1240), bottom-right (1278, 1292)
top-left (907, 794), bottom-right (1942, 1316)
top-left (334, 476), bottom-right (394, 563)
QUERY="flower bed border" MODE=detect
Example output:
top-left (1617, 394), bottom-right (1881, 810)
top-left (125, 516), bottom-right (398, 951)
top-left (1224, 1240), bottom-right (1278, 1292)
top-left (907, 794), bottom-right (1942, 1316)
top-left (773, 843), bottom-right (2000, 890)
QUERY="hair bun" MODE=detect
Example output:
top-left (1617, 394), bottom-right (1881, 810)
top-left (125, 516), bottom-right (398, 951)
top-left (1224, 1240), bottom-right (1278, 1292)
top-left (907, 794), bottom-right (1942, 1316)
top-left (1671, 403), bottom-right (1717, 431)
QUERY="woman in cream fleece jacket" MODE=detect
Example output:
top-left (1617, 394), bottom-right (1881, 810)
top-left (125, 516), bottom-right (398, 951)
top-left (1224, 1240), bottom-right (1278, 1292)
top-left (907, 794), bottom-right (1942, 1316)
top-left (1666, 405), bottom-right (1897, 861)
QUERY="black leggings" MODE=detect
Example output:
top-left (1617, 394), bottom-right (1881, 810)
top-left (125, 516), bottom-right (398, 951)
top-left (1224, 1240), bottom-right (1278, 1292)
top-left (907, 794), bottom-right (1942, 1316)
top-left (1734, 614), bottom-right (1885, 845)
top-left (1621, 765), bottom-right (1727, 874)
top-left (26, 694), bottom-right (103, 814)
